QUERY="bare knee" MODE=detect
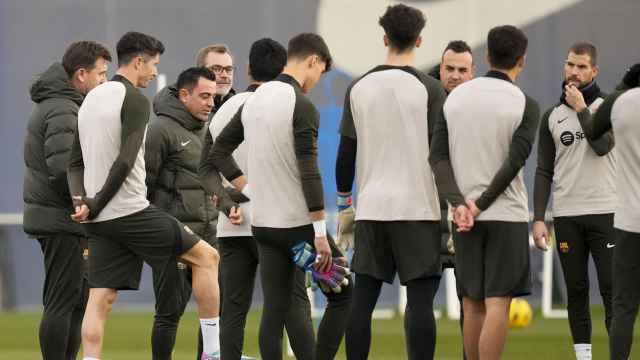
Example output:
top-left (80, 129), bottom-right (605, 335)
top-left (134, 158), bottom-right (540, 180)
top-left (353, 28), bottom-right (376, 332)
top-left (485, 296), bottom-right (511, 316)
top-left (82, 322), bottom-right (102, 345)
top-left (200, 243), bottom-right (219, 267)
top-left (182, 241), bottom-right (219, 269)
top-left (209, 246), bottom-right (220, 264)
top-left (90, 288), bottom-right (118, 312)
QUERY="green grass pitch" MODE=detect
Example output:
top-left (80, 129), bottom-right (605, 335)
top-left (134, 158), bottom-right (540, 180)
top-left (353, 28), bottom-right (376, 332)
top-left (1, 307), bottom-right (637, 359)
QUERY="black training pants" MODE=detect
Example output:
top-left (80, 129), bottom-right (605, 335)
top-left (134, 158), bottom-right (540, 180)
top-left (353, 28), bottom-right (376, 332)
top-left (609, 229), bottom-right (640, 360)
top-left (252, 225), bottom-right (352, 360)
top-left (37, 234), bottom-right (89, 360)
top-left (554, 213), bottom-right (614, 344)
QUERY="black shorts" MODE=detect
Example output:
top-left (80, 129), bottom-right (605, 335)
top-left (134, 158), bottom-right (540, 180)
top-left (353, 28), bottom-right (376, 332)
top-left (84, 206), bottom-right (200, 290)
top-left (352, 220), bottom-right (441, 285)
top-left (453, 221), bottom-right (531, 300)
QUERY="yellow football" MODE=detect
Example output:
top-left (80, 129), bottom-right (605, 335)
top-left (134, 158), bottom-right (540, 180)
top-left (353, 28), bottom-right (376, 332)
top-left (509, 298), bottom-right (533, 328)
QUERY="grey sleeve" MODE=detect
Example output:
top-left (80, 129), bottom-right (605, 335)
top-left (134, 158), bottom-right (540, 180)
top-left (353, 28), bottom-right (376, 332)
top-left (339, 82), bottom-right (356, 139)
top-left (293, 96), bottom-right (324, 212)
top-left (579, 91), bottom-right (623, 141)
top-left (533, 108), bottom-right (554, 221)
top-left (428, 108), bottom-right (466, 208)
top-left (476, 95), bottom-right (540, 211)
top-left (578, 109), bottom-right (615, 156)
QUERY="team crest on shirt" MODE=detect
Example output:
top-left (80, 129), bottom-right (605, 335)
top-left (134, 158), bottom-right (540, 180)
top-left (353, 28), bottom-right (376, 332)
top-left (177, 262), bottom-right (187, 270)
top-left (559, 242), bottom-right (570, 253)
top-left (83, 248), bottom-right (89, 260)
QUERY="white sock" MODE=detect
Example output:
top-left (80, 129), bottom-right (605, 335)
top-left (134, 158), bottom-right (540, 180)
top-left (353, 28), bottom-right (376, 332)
top-left (574, 343), bottom-right (592, 360)
top-left (200, 317), bottom-right (220, 355)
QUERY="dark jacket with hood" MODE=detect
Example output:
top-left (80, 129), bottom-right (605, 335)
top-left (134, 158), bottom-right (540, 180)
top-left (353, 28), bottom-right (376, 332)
top-left (146, 85), bottom-right (217, 243)
top-left (23, 63), bottom-right (86, 237)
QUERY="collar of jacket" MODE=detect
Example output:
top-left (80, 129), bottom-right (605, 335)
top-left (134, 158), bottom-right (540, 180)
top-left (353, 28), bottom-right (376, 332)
top-left (560, 80), bottom-right (602, 107)
top-left (485, 70), bottom-right (513, 83)
top-left (30, 63), bottom-right (84, 105)
top-left (153, 84), bottom-right (205, 131)
top-left (276, 73), bottom-right (305, 91)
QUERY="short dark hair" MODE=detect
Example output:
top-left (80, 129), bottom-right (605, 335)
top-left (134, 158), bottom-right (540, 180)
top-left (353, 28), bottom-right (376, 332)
top-left (62, 41), bottom-right (112, 78)
top-left (442, 40), bottom-right (472, 57)
top-left (287, 33), bottom-right (332, 72)
top-left (116, 31), bottom-right (165, 66)
top-left (249, 38), bottom-right (287, 82)
top-left (379, 4), bottom-right (426, 52)
top-left (487, 25), bottom-right (528, 70)
top-left (176, 67), bottom-right (216, 93)
top-left (569, 42), bottom-right (598, 66)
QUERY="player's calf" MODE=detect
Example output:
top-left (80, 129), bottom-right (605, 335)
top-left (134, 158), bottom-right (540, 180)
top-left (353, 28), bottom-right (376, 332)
top-left (478, 297), bottom-right (511, 360)
top-left (179, 240), bottom-right (221, 358)
top-left (82, 288), bottom-right (118, 359)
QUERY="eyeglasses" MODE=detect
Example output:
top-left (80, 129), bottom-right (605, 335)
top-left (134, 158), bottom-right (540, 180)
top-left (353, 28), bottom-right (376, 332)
top-left (209, 65), bottom-right (235, 74)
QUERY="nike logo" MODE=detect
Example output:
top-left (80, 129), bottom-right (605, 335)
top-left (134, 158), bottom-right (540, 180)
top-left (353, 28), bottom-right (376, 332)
top-left (181, 140), bottom-right (191, 147)
top-left (606, 243), bottom-right (615, 249)
top-left (558, 117), bottom-right (569, 124)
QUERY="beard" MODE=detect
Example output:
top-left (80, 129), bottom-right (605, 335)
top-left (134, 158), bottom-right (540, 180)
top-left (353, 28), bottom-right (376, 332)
top-left (216, 84), bottom-right (232, 96)
top-left (566, 77), bottom-right (589, 88)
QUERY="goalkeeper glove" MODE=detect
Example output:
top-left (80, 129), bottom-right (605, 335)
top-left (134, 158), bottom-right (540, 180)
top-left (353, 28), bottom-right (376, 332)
top-left (291, 242), bottom-right (351, 293)
top-left (336, 193), bottom-right (355, 251)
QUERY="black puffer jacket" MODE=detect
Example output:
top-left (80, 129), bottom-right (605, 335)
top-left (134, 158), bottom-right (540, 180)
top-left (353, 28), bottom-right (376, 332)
top-left (23, 63), bottom-right (86, 237)
top-left (146, 85), bottom-right (217, 244)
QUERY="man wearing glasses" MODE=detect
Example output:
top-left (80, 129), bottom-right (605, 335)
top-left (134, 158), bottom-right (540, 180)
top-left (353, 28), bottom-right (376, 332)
top-left (196, 44), bottom-right (236, 113)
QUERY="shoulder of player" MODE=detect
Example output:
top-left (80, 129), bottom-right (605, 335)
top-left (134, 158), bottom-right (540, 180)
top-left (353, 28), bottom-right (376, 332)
top-left (520, 93), bottom-right (540, 123)
top-left (146, 116), bottom-right (181, 150)
top-left (356, 65), bottom-right (431, 85)
top-left (149, 114), bottom-right (181, 135)
top-left (83, 80), bottom-right (126, 101)
top-left (540, 105), bottom-right (563, 131)
top-left (209, 93), bottom-right (250, 136)
top-left (292, 89), bottom-right (317, 113)
top-left (614, 87), bottom-right (640, 104)
top-left (216, 91), bottom-right (252, 115)
top-left (608, 87), bottom-right (640, 117)
top-left (122, 83), bottom-right (149, 108)
top-left (523, 93), bottom-right (539, 108)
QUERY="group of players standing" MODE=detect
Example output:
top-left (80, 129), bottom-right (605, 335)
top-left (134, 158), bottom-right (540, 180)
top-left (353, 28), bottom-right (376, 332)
top-left (22, 3), bottom-right (640, 360)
